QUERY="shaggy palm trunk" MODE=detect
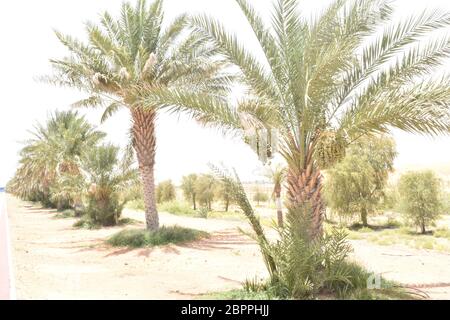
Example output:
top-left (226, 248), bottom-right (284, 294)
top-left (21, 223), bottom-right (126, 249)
top-left (286, 162), bottom-right (325, 240)
top-left (131, 108), bottom-right (159, 231)
top-left (274, 185), bottom-right (283, 227)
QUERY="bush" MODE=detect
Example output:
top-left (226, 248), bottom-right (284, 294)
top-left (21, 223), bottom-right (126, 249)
top-left (54, 209), bottom-right (77, 219)
top-left (253, 189), bottom-right (269, 205)
top-left (107, 226), bottom-right (209, 248)
top-left (398, 171), bottom-right (442, 234)
top-left (156, 180), bottom-right (176, 204)
top-left (158, 200), bottom-right (196, 215)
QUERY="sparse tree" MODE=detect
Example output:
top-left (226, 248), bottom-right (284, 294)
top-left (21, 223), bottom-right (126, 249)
top-left (253, 188), bottom-right (269, 206)
top-left (325, 135), bottom-right (396, 226)
top-left (398, 171), bottom-right (442, 234)
top-left (156, 180), bottom-right (176, 204)
top-left (181, 174), bottom-right (198, 210)
top-left (195, 174), bottom-right (216, 210)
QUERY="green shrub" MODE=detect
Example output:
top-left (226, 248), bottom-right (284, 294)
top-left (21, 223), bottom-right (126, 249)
top-left (197, 207), bottom-right (209, 219)
top-left (434, 228), bottom-right (450, 239)
top-left (156, 180), bottom-right (176, 204)
top-left (253, 189), bottom-right (269, 205)
top-left (398, 171), bottom-right (442, 234)
top-left (107, 226), bottom-right (209, 248)
top-left (126, 199), bottom-right (145, 211)
top-left (54, 209), bottom-right (77, 219)
top-left (158, 200), bottom-right (196, 215)
top-left (73, 216), bottom-right (100, 230)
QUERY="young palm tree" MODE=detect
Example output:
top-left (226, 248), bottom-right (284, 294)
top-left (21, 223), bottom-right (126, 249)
top-left (264, 164), bottom-right (286, 227)
top-left (46, 0), bottom-right (233, 230)
top-left (83, 144), bottom-right (139, 226)
top-left (160, 0), bottom-right (450, 239)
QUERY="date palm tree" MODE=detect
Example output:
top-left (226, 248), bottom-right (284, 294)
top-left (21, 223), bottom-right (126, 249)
top-left (9, 111), bottom-right (104, 207)
top-left (46, 0), bottom-right (232, 230)
top-left (153, 0), bottom-right (450, 239)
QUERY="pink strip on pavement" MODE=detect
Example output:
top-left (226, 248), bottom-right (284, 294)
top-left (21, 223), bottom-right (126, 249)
top-left (0, 194), bottom-right (15, 300)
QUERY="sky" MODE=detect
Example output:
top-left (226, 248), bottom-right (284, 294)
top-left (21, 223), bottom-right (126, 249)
top-left (0, 0), bottom-right (450, 186)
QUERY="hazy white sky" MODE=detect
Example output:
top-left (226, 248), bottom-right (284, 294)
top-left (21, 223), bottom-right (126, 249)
top-left (0, 0), bottom-right (450, 186)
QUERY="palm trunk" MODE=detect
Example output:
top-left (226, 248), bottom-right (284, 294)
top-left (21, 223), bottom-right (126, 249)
top-left (132, 108), bottom-right (159, 231)
top-left (275, 194), bottom-right (283, 228)
top-left (286, 161), bottom-right (325, 240)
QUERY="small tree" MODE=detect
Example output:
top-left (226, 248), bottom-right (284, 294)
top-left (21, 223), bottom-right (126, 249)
top-left (398, 171), bottom-right (442, 234)
top-left (195, 174), bottom-right (216, 210)
top-left (215, 180), bottom-right (233, 211)
top-left (181, 174), bottom-right (198, 210)
top-left (325, 135), bottom-right (396, 226)
top-left (156, 180), bottom-right (176, 204)
top-left (253, 188), bottom-right (269, 206)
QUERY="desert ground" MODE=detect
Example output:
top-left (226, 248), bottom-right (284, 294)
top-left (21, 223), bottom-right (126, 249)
top-left (6, 194), bottom-right (450, 300)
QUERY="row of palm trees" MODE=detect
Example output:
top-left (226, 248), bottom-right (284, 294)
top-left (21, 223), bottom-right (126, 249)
top-left (8, 111), bottom-right (139, 226)
top-left (45, 0), bottom-right (450, 240)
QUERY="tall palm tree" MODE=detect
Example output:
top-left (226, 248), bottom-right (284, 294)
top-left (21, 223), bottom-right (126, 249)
top-left (159, 0), bottom-right (450, 239)
top-left (46, 0), bottom-right (233, 230)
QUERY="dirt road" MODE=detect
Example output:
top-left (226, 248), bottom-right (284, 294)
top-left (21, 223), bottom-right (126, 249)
top-left (6, 195), bottom-right (450, 299)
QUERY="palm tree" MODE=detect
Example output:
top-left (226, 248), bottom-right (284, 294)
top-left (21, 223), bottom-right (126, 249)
top-left (9, 111), bottom-right (104, 208)
top-left (83, 144), bottom-right (139, 226)
top-left (166, 0), bottom-right (450, 239)
top-left (264, 164), bottom-right (286, 227)
top-left (46, 0), bottom-right (232, 230)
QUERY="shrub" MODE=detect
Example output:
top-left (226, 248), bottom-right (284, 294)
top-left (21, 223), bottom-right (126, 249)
top-left (156, 180), bottom-right (176, 204)
top-left (158, 200), bottom-right (196, 215)
top-left (107, 226), bottom-right (209, 248)
top-left (253, 189), bottom-right (269, 206)
top-left (398, 171), bottom-right (442, 234)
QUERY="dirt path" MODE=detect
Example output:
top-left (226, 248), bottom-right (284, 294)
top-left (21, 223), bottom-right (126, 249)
top-left (6, 195), bottom-right (450, 299)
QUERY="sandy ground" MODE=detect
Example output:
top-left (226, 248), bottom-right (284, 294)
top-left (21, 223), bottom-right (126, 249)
top-left (6, 194), bottom-right (450, 300)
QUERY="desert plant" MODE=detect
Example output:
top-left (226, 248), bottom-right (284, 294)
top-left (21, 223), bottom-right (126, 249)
top-left (182, 0), bottom-right (450, 240)
top-left (82, 144), bottom-right (139, 226)
top-left (214, 180), bottom-right (234, 211)
top-left (398, 171), bottom-right (442, 234)
top-left (211, 165), bottom-right (407, 299)
top-left (181, 174), bottom-right (198, 210)
top-left (156, 180), bottom-right (176, 204)
top-left (158, 200), bottom-right (196, 215)
top-left (195, 174), bottom-right (216, 210)
top-left (107, 226), bottom-right (208, 247)
top-left (325, 135), bottom-right (396, 226)
top-left (253, 188), bottom-right (269, 206)
top-left (47, 0), bottom-right (233, 231)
